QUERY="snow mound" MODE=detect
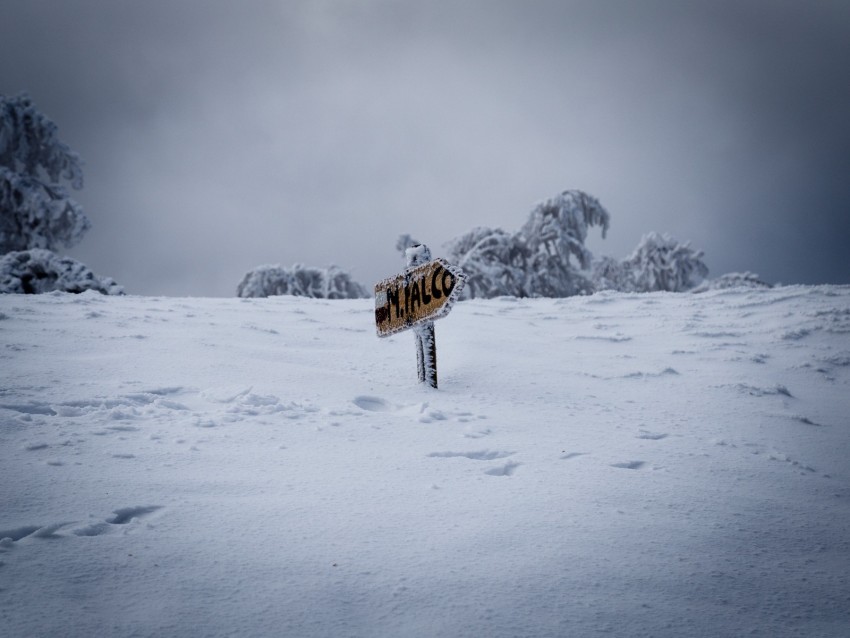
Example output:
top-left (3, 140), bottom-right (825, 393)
top-left (0, 248), bottom-right (123, 295)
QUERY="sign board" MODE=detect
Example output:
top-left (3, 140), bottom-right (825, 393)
top-left (374, 258), bottom-right (466, 337)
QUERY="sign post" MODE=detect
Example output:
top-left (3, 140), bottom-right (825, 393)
top-left (374, 244), bottom-right (466, 388)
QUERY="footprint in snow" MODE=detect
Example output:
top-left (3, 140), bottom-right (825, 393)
top-left (611, 461), bottom-right (646, 470)
top-left (560, 452), bottom-right (586, 460)
top-left (791, 414), bottom-right (824, 427)
top-left (636, 431), bottom-right (668, 440)
top-left (621, 368), bottom-right (680, 380)
top-left (485, 462), bottom-right (521, 477)
top-left (0, 507), bottom-right (161, 545)
top-left (463, 428), bottom-right (492, 439)
top-left (108, 505), bottom-right (163, 525)
top-left (353, 396), bottom-right (394, 412)
top-left (428, 451), bottom-right (519, 476)
top-left (73, 505), bottom-right (163, 536)
top-left (767, 450), bottom-right (817, 473)
top-left (428, 450), bottom-right (514, 460)
top-left (352, 398), bottom-right (488, 426)
top-left (24, 442), bottom-right (50, 451)
top-left (0, 522), bottom-right (71, 544)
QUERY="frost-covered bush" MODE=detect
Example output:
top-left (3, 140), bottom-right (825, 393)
top-left (237, 264), bottom-right (367, 299)
top-left (1, 94), bottom-right (90, 253)
top-left (444, 227), bottom-right (528, 299)
top-left (441, 190), bottom-right (610, 299)
top-left (410, 190), bottom-right (716, 298)
top-left (692, 271), bottom-right (771, 293)
top-left (591, 255), bottom-right (636, 293)
top-left (0, 249), bottom-right (123, 295)
top-left (623, 232), bottom-right (708, 293)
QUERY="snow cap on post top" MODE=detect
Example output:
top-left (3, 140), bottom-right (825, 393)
top-left (404, 243), bottom-right (432, 268)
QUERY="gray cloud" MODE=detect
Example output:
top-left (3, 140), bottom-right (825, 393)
top-left (2, 0), bottom-right (848, 295)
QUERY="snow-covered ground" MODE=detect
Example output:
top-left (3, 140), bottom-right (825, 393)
top-left (1, 286), bottom-right (849, 637)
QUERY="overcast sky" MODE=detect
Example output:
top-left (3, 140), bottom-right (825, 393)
top-left (2, 0), bottom-right (849, 296)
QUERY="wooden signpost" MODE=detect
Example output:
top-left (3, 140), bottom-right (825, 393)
top-left (374, 244), bottom-right (466, 388)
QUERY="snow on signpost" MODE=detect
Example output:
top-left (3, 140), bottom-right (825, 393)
top-left (374, 244), bottom-right (466, 388)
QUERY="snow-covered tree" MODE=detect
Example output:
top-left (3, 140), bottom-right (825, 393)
top-left (236, 264), bottom-right (367, 299)
top-left (437, 190), bottom-right (611, 299)
top-left (520, 191), bottom-right (610, 270)
top-left (0, 249), bottom-right (123, 295)
top-left (1, 94), bottom-right (90, 253)
top-left (518, 190), bottom-right (609, 297)
top-left (692, 271), bottom-right (771, 293)
top-left (444, 227), bottom-right (528, 299)
top-left (412, 190), bottom-right (717, 299)
top-left (591, 255), bottom-right (636, 293)
top-left (624, 232), bottom-right (708, 292)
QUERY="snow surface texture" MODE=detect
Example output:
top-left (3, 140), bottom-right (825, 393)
top-left (1, 286), bottom-right (849, 637)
